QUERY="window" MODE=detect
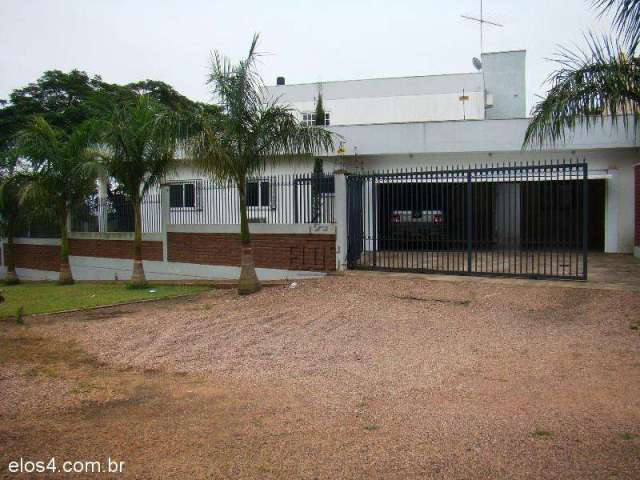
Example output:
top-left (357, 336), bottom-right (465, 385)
top-left (169, 182), bottom-right (198, 208)
top-left (246, 179), bottom-right (273, 208)
top-left (302, 112), bottom-right (330, 126)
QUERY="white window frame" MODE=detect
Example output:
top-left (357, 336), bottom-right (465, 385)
top-left (301, 111), bottom-right (330, 126)
top-left (246, 178), bottom-right (276, 210)
top-left (168, 180), bottom-right (201, 210)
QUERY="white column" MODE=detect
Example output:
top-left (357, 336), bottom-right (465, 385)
top-left (634, 164), bottom-right (640, 259)
top-left (334, 172), bottom-right (348, 271)
top-left (604, 169), bottom-right (620, 253)
top-left (161, 185), bottom-right (170, 263)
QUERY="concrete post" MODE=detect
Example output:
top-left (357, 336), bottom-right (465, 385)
top-left (604, 169), bottom-right (620, 253)
top-left (334, 172), bottom-right (348, 271)
top-left (160, 185), bottom-right (170, 263)
top-left (634, 164), bottom-right (639, 259)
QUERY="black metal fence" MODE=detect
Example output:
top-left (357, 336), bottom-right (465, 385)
top-left (70, 193), bottom-right (162, 233)
top-left (169, 174), bottom-right (335, 225)
top-left (16, 220), bottom-right (61, 238)
top-left (347, 161), bottom-right (588, 280)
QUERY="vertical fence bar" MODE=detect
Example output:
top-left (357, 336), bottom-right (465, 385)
top-left (466, 168), bottom-right (472, 274)
top-left (582, 162), bottom-right (588, 280)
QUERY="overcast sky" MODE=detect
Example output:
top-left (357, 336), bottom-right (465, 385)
top-left (1, 0), bottom-right (613, 113)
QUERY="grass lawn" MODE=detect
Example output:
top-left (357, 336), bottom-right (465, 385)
top-left (0, 282), bottom-right (210, 317)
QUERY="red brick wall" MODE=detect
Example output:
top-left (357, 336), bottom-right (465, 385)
top-left (168, 232), bottom-right (336, 272)
top-left (6, 239), bottom-right (163, 272)
top-left (5, 243), bottom-right (60, 272)
top-left (634, 165), bottom-right (640, 247)
top-left (6, 235), bottom-right (333, 273)
top-left (69, 239), bottom-right (163, 261)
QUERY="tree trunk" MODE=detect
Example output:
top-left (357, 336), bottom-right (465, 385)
top-left (237, 179), bottom-right (261, 295)
top-left (4, 230), bottom-right (19, 285)
top-left (58, 206), bottom-right (74, 285)
top-left (129, 197), bottom-right (147, 287)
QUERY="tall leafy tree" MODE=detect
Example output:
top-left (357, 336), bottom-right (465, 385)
top-left (190, 34), bottom-right (335, 295)
top-left (0, 152), bottom-right (27, 284)
top-left (96, 95), bottom-right (180, 287)
top-left (311, 156), bottom-right (325, 222)
top-left (0, 70), bottom-right (104, 152)
top-left (15, 117), bottom-right (99, 284)
top-left (311, 92), bottom-right (327, 221)
top-left (314, 91), bottom-right (326, 127)
top-left (524, 0), bottom-right (640, 146)
top-left (0, 175), bottom-right (24, 284)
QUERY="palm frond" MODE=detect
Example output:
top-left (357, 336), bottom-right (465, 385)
top-left (15, 115), bottom-right (100, 211)
top-left (193, 35), bottom-right (339, 184)
top-left (15, 116), bottom-right (61, 167)
top-left (594, 0), bottom-right (640, 51)
top-left (97, 94), bottom-right (179, 198)
top-left (524, 34), bottom-right (640, 148)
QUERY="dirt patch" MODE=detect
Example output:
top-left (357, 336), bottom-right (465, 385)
top-left (2, 275), bottom-right (640, 479)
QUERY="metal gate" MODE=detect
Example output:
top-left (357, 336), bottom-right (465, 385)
top-left (346, 162), bottom-right (588, 280)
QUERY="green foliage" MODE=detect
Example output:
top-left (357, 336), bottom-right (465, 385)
top-left (125, 280), bottom-right (150, 290)
top-left (15, 306), bottom-right (24, 325)
top-left (190, 35), bottom-right (336, 234)
top-left (0, 70), bottom-right (205, 154)
top-left (524, 0), bottom-right (640, 147)
top-left (594, 0), bottom-right (640, 51)
top-left (15, 116), bottom-right (100, 283)
top-left (95, 94), bottom-right (182, 284)
top-left (95, 94), bottom-right (179, 202)
top-left (189, 34), bottom-right (336, 293)
top-left (311, 157), bottom-right (324, 222)
top-left (0, 70), bottom-right (104, 151)
top-left (192, 34), bottom-right (335, 185)
top-left (16, 116), bottom-right (100, 214)
top-left (315, 91), bottom-right (326, 126)
top-left (0, 282), bottom-right (209, 317)
top-left (532, 429), bottom-right (555, 439)
top-left (0, 172), bottom-right (26, 239)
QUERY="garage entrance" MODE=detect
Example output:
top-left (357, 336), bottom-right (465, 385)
top-left (346, 162), bottom-right (589, 280)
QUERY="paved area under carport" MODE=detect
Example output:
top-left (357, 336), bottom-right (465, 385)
top-left (587, 253), bottom-right (640, 290)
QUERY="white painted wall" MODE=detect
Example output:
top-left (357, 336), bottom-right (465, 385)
top-left (0, 258), bottom-right (325, 282)
top-left (288, 91), bottom-right (485, 126)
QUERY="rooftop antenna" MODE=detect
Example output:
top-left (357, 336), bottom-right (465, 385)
top-left (461, 0), bottom-right (503, 54)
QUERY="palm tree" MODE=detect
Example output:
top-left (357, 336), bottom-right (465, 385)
top-left (97, 94), bottom-right (179, 287)
top-left (190, 35), bottom-right (335, 295)
top-left (524, 0), bottom-right (640, 147)
top-left (16, 117), bottom-right (99, 284)
top-left (0, 170), bottom-right (27, 284)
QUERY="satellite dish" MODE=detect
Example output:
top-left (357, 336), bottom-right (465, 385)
top-left (472, 57), bottom-right (483, 71)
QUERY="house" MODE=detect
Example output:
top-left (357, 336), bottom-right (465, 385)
top-left (6, 50), bottom-right (639, 283)
top-left (163, 50), bottom-right (637, 256)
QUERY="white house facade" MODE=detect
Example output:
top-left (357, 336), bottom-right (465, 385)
top-left (8, 49), bottom-right (638, 285)
top-left (160, 49), bottom-right (637, 255)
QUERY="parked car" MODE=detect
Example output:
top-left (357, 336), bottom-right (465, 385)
top-left (390, 209), bottom-right (444, 242)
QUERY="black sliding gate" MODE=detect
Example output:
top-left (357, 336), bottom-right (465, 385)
top-left (346, 162), bottom-right (588, 280)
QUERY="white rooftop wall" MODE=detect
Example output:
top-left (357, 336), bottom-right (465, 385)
top-left (266, 72), bottom-right (485, 125)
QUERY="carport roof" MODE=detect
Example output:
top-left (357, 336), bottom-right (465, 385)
top-left (325, 117), bottom-right (639, 156)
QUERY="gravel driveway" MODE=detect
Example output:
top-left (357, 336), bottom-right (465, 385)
top-left (2, 273), bottom-right (640, 479)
